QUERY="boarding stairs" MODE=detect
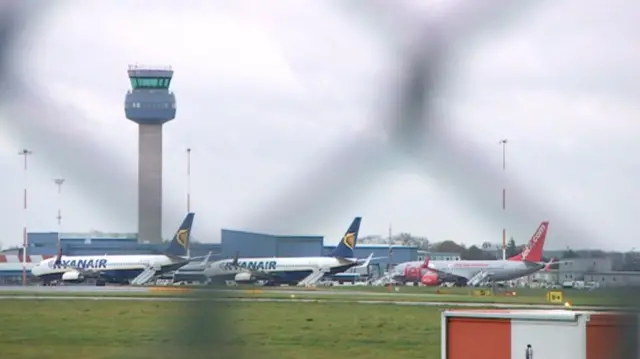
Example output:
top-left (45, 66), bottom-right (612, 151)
top-left (297, 268), bottom-right (328, 287)
top-left (466, 271), bottom-right (490, 287)
top-left (372, 273), bottom-right (393, 286)
top-left (130, 267), bottom-right (158, 285)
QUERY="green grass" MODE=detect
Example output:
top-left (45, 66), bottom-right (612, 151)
top-left (0, 299), bottom-right (442, 359)
top-left (0, 285), bottom-right (627, 307)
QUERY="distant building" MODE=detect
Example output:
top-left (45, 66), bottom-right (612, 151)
top-left (557, 258), bottom-right (613, 282)
top-left (583, 271), bottom-right (640, 287)
top-left (221, 230), bottom-right (323, 258)
top-left (418, 250), bottom-right (461, 261)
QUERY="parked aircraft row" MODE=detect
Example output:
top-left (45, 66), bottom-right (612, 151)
top-left (29, 215), bottom-right (374, 287)
top-left (173, 217), bottom-right (381, 286)
top-left (28, 213), bottom-right (554, 287)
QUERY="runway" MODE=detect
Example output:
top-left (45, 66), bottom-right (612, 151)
top-left (0, 285), bottom-right (152, 293)
top-left (214, 288), bottom-right (446, 298)
top-left (0, 286), bottom-right (445, 297)
top-left (0, 294), bottom-right (622, 311)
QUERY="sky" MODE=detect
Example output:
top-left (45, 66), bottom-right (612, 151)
top-left (0, 0), bottom-right (638, 250)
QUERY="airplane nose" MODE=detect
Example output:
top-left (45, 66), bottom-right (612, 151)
top-left (30, 265), bottom-right (39, 276)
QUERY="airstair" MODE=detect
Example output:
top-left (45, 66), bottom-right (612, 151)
top-left (466, 271), bottom-right (490, 287)
top-left (130, 268), bottom-right (158, 285)
top-left (372, 273), bottom-right (393, 286)
top-left (297, 269), bottom-right (326, 287)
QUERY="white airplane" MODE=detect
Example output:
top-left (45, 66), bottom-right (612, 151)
top-left (176, 217), bottom-right (380, 286)
top-left (393, 221), bottom-right (554, 286)
top-left (31, 213), bottom-right (203, 286)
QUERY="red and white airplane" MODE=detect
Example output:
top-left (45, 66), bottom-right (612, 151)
top-left (393, 221), bottom-right (554, 286)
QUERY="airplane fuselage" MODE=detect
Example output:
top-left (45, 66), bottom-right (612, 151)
top-left (395, 259), bottom-right (545, 284)
top-left (31, 255), bottom-right (188, 284)
top-left (177, 256), bottom-right (357, 285)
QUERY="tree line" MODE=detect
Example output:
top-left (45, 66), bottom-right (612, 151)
top-left (359, 232), bottom-right (635, 266)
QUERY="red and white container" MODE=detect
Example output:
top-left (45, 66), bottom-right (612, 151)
top-left (441, 309), bottom-right (631, 359)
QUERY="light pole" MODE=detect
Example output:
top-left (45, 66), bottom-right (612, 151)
top-left (54, 178), bottom-right (65, 254)
top-left (388, 223), bottom-right (393, 291)
top-left (186, 148), bottom-right (192, 213)
top-left (18, 149), bottom-right (32, 286)
top-left (499, 139), bottom-right (508, 260)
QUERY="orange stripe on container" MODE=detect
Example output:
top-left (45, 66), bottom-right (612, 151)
top-left (447, 317), bottom-right (511, 359)
top-left (587, 313), bottom-right (633, 359)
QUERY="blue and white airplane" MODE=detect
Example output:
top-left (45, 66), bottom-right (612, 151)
top-left (31, 213), bottom-right (201, 286)
top-left (175, 217), bottom-right (378, 286)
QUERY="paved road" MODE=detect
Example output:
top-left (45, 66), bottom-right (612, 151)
top-left (213, 288), bottom-right (448, 297)
top-left (0, 285), bottom-right (151, 293)
top-left (0, 294), bottom-right (621, 310)
top-left (0, 286), bottom-right (446, 297)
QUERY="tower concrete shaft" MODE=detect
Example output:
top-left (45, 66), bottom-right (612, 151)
top-left (124, 64), bottom-right (176, 244)
top-left (138, 124), bottom-right (163, 244)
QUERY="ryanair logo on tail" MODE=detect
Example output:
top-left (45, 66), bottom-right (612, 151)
top-left (176, 229), bottom-right (189, 248)
top-left (343, 232), bottom-right (355, 249)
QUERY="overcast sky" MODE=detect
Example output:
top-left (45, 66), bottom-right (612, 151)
top-left (0, 0), bottom-right (638, 251)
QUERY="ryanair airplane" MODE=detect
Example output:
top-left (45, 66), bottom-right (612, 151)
top-left (176, 217), bottom-right (378, 286)
top-left (31, 213), bottom-right (203, 286)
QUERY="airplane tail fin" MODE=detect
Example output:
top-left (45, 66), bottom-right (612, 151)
top-left (164, 213), bottom-right (195, 257)
top-left (54, 246), bottom-right (63, 265)
top-left (330, 217), bottom-right (362, 259)
top-left (232, 251), bottom-right (240, 267)
top-left (420, 256), bottom-right (430, 269)
top-left (508, 221), bottom-right (549, 262)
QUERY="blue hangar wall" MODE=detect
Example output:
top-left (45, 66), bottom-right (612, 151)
top-left (220, 230), bottom-right (323, 258)
top-left (24, 232), bottom-right (221, 258)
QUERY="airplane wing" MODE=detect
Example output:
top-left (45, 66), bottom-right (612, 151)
top-left (427, 266), bottom-right (474, 280)
top-left (351, 253), bottom-right (388, 269)
top-left (187, 251), bottom-right (213, 265)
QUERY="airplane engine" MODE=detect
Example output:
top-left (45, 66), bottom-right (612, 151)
top-left (404, 266), bottom-right (425, 285)
top-left (404, 266), bottom-right (420, 281)
top-left (234, 272), bottom-right (255, 283)
top-left (421, 272), bottom-right (440, 286)
top-left (61, 271), bottom-right (85, 283)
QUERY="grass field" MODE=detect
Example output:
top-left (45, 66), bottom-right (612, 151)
top-left (0, 299), bottom-right (441, 359)
top-left (1, 285), bottom-right (628, 307)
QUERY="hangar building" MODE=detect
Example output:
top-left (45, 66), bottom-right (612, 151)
top-left (220, 230), bottom-right (323, 258)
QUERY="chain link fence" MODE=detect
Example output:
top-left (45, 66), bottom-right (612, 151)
top-left (1, 1), bottom-right (638, 358)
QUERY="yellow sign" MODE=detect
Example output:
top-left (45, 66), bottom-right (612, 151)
top-left (546, 291), bottom-right (564, 304)
top-left (343, 233), bottom-right (355, 249)
top-left (473, 289), bottom-right (493, 297)
top-left (176, 229), bottom-right (189, 248)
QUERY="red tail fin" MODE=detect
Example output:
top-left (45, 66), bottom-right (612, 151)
top-left (420, 256), bottom-right (430, 269)
top-left (508, 221), bottom-right (549, 262)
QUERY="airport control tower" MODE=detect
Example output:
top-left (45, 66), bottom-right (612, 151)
top-left (124, 65), bottom-right (176, 244)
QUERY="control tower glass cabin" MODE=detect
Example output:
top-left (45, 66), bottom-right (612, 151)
top-left (124, 65), bottom-right (176, 244)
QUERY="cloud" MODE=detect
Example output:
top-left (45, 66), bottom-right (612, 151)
top-left (0, 0), bottom-right (638, 251)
